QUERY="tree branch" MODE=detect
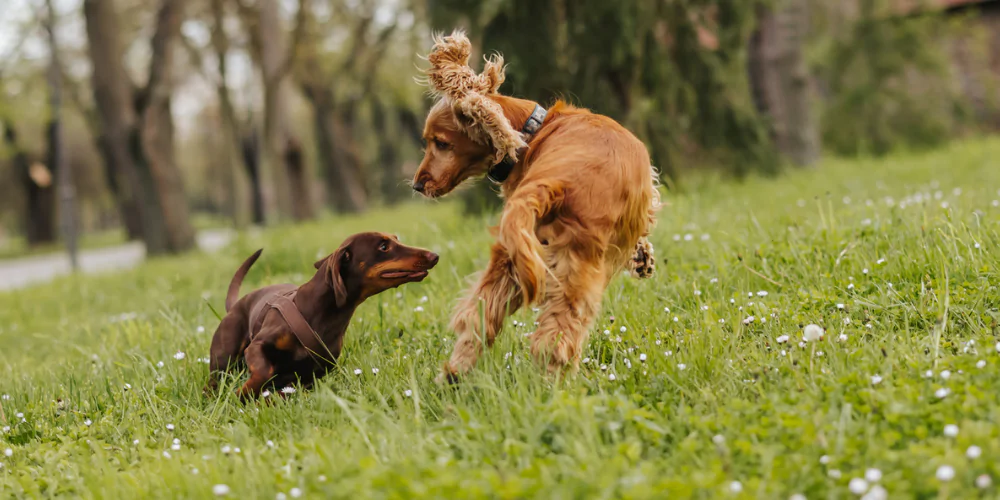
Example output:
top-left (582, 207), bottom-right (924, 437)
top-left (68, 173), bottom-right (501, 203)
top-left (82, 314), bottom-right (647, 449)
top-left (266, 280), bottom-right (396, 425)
top-left (142, 0), bottom-right (187, 112)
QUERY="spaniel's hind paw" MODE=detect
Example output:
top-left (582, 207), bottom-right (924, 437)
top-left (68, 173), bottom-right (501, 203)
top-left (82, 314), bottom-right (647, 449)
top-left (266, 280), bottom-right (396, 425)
top-left (630, 237), bottom-right (655, 279)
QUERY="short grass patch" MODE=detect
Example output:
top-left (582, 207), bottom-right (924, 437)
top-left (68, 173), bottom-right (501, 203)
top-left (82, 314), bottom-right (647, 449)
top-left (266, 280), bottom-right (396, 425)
top-left (2, 139), bottom-right (1000, 498)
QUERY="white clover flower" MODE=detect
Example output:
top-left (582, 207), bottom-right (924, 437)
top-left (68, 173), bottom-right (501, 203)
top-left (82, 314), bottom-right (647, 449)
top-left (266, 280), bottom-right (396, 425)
top-left (940, 370), bottom-right (951, 380)
top-left (371, 368), bottom-right (379, 375)
top-left (413, 306), bottom-right (424, 312)
top-left (848, 478), bottom-right (869, 495)
top-left (848, 284), bottom-right (855, 290)
top-left (166, 424), bottom-right (175, 431)
top-left (604, 329), bottom-right (611, 335)
top-left (600, 364), bottom-right (608, 371)
top-left (803, 324), bottom-right (823, 342)
top-left (213, 484), bottom-right (231, 496)
top-left (828, 469), bottom-right (842, 479)
top-left (944, 424), bottom-right (959, 437)
top-left (843, 318), bottom-right (851, 325)
top-left (353, 369), bottom-right (362, 375)
top-left (163, 451), bottom-right (172, 459)
top-left (84, 419), bottom-right (92, 426)
top-left (936, 465), bottom-right (955, 481)
top-left (639, 354), bottom-right (647, 362)
top-left (862, 485), bottom-right (887, 500)
top-left (673, 317), bottom-right (679, 322)
top-left (780, 350), bottom-right (787, 356)
top-left (729, 481), bottom-right (742, 493)
top-left (819, 455), bottom-right (830, 465)
top-left (620, 326), bottom-right (627, 333)
top-left (935, 388), bottom-right (950, 399)
top-left (133, 439), bottom-right (139, 445)
top-left (221, 445), bottom-right (232, 454)
top-left (261, 390), bottom-right (271, 398)
top-left (677, 363), bottom-right (687, 370)
top-left (174, 351), bottom-right (186, 360)
top-left (694, 290), bottom-right (702, 296)
top-left (863, 268), bottom-right (869, 274)
top-left (967, 445), bottom-right (982, 459)
top-left (836, 304), bottom-right (845, 310)
top-left (608, 373), bottom-right (616, 381)
top-left (865, 468), bottom-right (882, 483)
top-left (290, 488), bottom-right (303, 498)
top-left (197, 326), bottom-right (206, 334)
top-left (839, 334), bottom-right (848, 342)
top-left (871, 375), bottom-right (883, 385)
top-left (757, 291), bottom-right (768, 297)
top-left (977, 360), bottom-right (987, 369)
top-left (976, 474), bottom-right (992, 488)
top-left (712, 435), bottom-right (725, 445)
top-left (3, 449), bottom-right (11, 457)
top-left (157, 361), bottom-right (165, 368)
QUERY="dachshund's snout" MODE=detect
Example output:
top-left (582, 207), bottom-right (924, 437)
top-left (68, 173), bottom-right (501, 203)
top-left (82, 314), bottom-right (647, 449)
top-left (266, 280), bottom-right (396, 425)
top-left (426, 252), bottom-right (440, 266)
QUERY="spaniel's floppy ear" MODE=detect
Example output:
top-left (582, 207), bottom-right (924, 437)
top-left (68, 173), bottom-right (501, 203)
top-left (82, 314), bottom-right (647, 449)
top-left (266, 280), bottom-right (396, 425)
top-left (454, 93), bottom-right (527, 164)
top-left (316, 245), bottom-right (349, 308)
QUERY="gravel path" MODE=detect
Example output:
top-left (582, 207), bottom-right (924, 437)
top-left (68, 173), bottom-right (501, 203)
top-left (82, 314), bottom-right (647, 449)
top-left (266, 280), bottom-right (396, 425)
top-left (0, 229), bottom-right (234, 292)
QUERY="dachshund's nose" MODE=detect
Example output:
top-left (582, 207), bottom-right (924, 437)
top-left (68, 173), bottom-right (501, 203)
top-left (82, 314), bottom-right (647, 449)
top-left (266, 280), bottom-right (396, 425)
top-left (412, 180), bottom-right (425, 193)
top-left (427, 252), bottom-right (439, 266)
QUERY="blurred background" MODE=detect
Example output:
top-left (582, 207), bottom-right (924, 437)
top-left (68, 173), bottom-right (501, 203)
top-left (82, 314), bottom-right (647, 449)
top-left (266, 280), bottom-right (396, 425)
top-left (0, 0), bottom-right (998, 262)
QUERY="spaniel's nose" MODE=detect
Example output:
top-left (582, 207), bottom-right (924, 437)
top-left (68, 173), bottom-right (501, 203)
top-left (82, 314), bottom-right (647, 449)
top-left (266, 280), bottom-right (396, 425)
top-left (412, 180), bottom-right (425, 193)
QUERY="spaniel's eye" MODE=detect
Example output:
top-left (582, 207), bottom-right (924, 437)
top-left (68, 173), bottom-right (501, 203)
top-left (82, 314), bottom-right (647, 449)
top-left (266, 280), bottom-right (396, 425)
top-left (434, 139), bottom-right (449, 150)
top-left (378, 241), bottom-right (390, 252)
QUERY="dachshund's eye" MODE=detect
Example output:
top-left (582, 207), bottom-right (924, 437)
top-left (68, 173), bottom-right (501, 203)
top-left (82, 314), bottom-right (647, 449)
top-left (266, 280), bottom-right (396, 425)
top-left (378, 241), bottom-right (390, 252)
top-left (434, 139), bottom-right (450, 150)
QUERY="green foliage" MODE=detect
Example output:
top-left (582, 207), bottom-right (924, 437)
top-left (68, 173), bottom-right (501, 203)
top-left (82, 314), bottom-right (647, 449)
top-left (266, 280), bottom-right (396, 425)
top-left (3, 139), bottom-right (1000, 497)
top-left (815, 1), bottom-right (968, 156)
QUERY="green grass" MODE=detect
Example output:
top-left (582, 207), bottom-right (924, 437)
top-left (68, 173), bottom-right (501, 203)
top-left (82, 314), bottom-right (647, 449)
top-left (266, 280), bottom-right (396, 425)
top-left (2, 139), bottom-right (1000, 499)
top-left (0, 229), bottom-right (128, 261)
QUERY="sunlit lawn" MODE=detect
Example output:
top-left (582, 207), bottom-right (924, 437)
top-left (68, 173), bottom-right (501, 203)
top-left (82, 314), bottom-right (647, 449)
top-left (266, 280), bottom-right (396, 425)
top-left (2, 139), bottom-right (1000, 498)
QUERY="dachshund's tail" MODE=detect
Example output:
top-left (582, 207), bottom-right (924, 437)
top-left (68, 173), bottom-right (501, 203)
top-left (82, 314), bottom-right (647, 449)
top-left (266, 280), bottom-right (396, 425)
top-left (225, 249), bottom-right (263, 312)
top-left (497, 181), bottom-right (564, 305)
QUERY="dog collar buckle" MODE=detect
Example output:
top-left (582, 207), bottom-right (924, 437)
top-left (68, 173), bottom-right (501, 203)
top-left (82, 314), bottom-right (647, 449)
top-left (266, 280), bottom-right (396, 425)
top-left (488, 104), bottom-right (547, 184)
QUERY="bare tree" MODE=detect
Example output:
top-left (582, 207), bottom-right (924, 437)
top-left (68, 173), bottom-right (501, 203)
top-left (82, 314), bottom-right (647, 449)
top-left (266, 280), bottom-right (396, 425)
top-left (296, 2), bottom-right (399, 213)
top-left (45, 0), bottom-right (78, 267)
top-left (236, 0), bottom-right (314, 222)
top-left (84, 0), bottom-right (196, 254)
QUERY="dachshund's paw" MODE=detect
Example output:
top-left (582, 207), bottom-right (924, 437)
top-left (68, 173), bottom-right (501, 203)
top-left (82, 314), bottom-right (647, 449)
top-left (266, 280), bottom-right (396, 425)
top-left (630, 237), bottom-right (655, 279)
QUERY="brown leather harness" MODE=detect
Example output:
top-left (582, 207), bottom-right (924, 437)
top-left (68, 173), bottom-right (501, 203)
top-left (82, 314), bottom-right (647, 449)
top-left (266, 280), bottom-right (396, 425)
top-left (248, 288), bottom-right (334, 364)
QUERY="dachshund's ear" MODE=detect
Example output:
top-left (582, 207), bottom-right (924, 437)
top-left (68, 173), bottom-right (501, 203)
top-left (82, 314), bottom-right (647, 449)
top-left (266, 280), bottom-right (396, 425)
top-left (328, 247), bottom-right (350, 308)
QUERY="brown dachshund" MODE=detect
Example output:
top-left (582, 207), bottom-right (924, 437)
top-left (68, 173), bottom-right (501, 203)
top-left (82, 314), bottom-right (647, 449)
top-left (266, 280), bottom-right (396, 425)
top-left (412, 31), bottom-right (659, 381)
top-left (207, 232), bottom-right (438, 399)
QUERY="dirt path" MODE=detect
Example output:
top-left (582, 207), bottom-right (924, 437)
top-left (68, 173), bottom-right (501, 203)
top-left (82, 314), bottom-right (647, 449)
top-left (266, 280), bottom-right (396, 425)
top-left (0, 229), bottom-right (234, 292)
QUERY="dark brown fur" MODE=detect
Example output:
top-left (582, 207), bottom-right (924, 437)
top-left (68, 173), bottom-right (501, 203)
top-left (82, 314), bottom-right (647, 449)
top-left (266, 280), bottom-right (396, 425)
top-left (206, 232), bottom-right (438, 399)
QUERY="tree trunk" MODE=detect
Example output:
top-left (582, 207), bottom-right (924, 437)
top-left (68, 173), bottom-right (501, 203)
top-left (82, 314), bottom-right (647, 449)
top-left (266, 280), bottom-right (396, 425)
top-left (372, 99), bottom-right (404, 205)
top-left (84, 0), bottom-right (195, 255)
top-left (95, 134), bottom-right (143, 239)
top-left (3, 123), bottom-right (57, 245)
top-left (209, 0), bottom-right (252, 227)
top-left (749, 0), bottom-right (819, 167)
top-left (256, 0), bottom-right (313, 222)
top-left (304, 86), bottom-right (367, 213)
top-left (241, 129), bottom-right (266, 224)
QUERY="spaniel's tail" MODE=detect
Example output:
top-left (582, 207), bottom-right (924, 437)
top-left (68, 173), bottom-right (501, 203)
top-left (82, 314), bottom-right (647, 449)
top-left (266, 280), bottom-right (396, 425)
top-left (497, 181), bottom-right (564, 305)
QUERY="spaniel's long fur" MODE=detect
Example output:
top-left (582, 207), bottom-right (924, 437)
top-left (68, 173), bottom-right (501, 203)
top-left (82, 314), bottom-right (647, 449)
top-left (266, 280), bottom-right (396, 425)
top-left (413, 30), bottom-right (660, 379)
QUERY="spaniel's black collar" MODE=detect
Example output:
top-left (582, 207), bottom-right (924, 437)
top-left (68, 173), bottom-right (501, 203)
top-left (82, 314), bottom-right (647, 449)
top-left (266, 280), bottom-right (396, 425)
top-left (487, 104), bottom-right (547, 184)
